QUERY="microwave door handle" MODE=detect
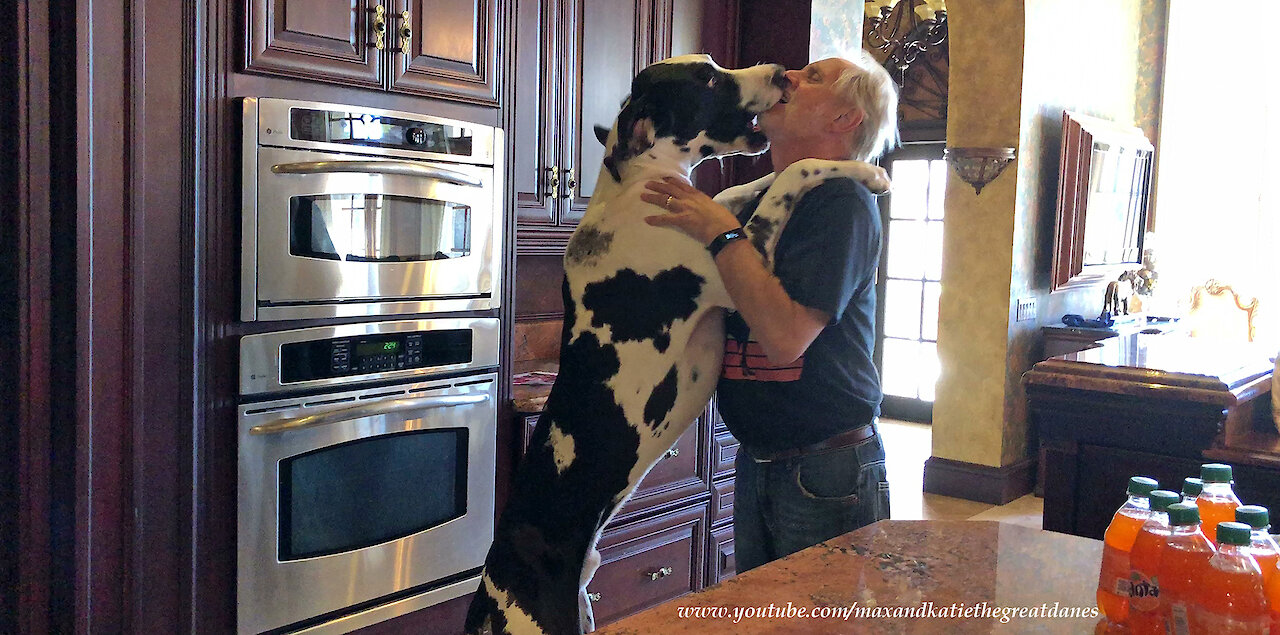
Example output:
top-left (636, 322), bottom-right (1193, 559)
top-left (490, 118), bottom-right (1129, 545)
top-left (270, 160), bottom-right (484, 187)
top-left (248, 393), bottom-right (490, 436)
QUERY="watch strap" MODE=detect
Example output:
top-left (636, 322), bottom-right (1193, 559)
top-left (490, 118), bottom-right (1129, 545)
top-left (707, 227), bottom-right (747, 257)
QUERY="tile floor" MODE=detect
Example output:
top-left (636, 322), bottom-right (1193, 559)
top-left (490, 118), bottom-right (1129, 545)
top-left (879, 417), bottom-right (1044, 529)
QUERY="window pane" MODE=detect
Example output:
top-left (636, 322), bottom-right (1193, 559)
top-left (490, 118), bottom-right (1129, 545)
top-left (881, 338), bottom-right (919, 398)
top-left (922, 281), bottom-right (941, 341)
top-left (917, 341), bottom-right (939, 402)
top-left (883, 279), bottom-right (923, 339)
top-left (889, 159), bottom-right (928, 220)
top-left (924, 220), bottom-right (944, 281)
top-left (928, 159), bottom-right (947, 220)
top-left (886, 219), bottom-right (925, 279)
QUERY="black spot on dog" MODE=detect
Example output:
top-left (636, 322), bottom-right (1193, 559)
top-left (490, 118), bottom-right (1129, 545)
top-left (813, 168), bottom-right (822, 174)
top-left (746, 216), bottom-right (777, 255)
top-left (700, 145), bottom-right (715, 157)
top-left (581, 267), bottom-right (704, 353)
top-left (801, 169), bottom-right (810, 178)
top-left (782, 193), bottom-right (795, 209)
top-left (681, 146), bottom-right (691, 153)
top-left (691, 367), bottom-right (700, 383)
top-left (565, 224), bottom-right (615, 266)
top-left (643, 365), bottom-right (680, 430)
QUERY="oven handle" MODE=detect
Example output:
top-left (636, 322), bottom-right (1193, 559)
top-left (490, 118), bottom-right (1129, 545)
top-left (270, 160), bottom-right (484, 187)
top-left (248, 393), bottom-right (490, 436)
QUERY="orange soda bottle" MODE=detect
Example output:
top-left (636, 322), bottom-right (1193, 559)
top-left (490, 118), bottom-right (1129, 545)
top-left (1190, 522), bottom-right (1269, 632)
top-left (1197, 463), bottom-right (1242, 545)
top-left (1267, 560), bottom-right (1280, 633)
top-left (1097, 476), bottom-right (1158, 626)
top-left (1127, 490), bottom-right (1181, 635)
top-left (1235, 505), bottom-right (1280, 586)
top-left (1181, 477), bottom-right (1203, 503)
top-left (1159, 503), bottom-right (1215, 635)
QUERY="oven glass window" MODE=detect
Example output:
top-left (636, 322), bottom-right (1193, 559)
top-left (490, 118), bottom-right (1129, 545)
top-left (289, 194), bottom-right (471, 262)
top-left (278, 428), bottom-right (468, 560)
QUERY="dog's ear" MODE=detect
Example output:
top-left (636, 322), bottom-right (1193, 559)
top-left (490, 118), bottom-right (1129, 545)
top-left (603, 95), bottom-right (657, 182)
top-left (593, 125), bottom-right (610, 146)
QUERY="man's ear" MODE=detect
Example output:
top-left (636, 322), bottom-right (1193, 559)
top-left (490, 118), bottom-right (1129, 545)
top-left (830, 108), bottom-right (865, 134)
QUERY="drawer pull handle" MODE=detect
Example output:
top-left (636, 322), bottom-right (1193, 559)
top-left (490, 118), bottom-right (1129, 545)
top-left (661, 448), bottom-right (679, 460)
top-left (587, 592), bottom-right (601, 602)
top-left (647, 566), bottom-right (673, 581)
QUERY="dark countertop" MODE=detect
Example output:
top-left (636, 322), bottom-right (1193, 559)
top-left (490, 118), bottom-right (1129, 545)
top-left (512, 360), bottom-right (557, 413)
top-left (596, 520), bottom-right (1104, 634)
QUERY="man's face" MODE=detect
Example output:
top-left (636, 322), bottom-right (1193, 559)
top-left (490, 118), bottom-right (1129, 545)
top-left (758, 57), bottom-right (859, 143)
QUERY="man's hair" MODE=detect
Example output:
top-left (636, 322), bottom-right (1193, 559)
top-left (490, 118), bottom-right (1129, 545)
top-left (831, 51), bottom-right (899, 161)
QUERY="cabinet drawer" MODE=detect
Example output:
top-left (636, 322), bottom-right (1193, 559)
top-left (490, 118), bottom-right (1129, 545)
top-left (612, 420), bottom-right (708, 523)
top-left (711, 427), bottom-right (739, 479)
top-left (709, 523), bottom-right (736, 584)
top-left (709, 476), bottom-right (735, 526)
top-left (588, 502), bottom-right (708, 626)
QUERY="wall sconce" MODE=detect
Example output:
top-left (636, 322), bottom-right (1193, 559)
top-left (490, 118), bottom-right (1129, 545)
top-left (864, 0), bottom-right (947, 84)
top-left (943, 147), bottom-right (1017, 195)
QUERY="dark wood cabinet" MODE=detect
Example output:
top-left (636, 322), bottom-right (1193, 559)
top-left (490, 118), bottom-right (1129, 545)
top-left (589, 502), bottom-right (709, 625)
top-left (513, 0), bottom-right (670, 254)
top-left (245, 0), bottom-right (502, 106)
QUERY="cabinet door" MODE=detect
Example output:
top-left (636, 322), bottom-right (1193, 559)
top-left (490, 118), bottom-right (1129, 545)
top-left (559, 0), bottom-right (660, 225)
top-left (511, 0), bottom-right (561, 227)
top-left (245, 0), bottom-right (385, 88)
top-left (389, 0), bottom-right (501, 106)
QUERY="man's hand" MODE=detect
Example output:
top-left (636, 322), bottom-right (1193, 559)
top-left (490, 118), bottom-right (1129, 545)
top-left (641, 177), bottom-right (742, 245)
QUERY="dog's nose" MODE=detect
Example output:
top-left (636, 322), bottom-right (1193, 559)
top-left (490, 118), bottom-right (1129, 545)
top-left (770, 66), bottom-right (789, 90)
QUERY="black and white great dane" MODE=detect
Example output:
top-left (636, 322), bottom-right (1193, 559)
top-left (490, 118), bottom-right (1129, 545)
top-left (465, 54), bottom-right (890, 635)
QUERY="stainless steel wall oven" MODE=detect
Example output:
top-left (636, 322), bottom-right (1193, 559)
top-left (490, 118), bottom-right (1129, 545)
top-left (241, 98), bottom-right (503, 321)
top-left (237, 318), bottom-right (499, 634)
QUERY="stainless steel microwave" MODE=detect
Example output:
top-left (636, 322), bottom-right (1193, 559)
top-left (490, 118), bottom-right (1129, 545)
top-left (240, 98), bottom-right (504, 322)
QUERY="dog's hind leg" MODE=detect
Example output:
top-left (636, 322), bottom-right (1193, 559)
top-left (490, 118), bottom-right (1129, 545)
top-left (578, 546), bottom-right (602, 633)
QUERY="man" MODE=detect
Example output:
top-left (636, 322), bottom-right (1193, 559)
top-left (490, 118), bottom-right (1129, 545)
top-left (640, 53), bottom-right (899, 572)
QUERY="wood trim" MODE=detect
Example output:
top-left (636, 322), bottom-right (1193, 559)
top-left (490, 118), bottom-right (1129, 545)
top-left (922, 455), bottom-right (1036, 505)
top-left (389, 0), bottom-right (503, 106)
top-left (8, 1), bottom-right (54, 632)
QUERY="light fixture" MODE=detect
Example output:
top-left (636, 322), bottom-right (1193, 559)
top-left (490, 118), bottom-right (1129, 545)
top-left (943, 147), bottom-right (1017, 195)
top-left (864, 0), bottom-right (948, 85)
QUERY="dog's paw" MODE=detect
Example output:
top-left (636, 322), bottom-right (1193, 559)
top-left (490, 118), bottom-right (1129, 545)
top-left (864, 165), bottom-right (891, 195)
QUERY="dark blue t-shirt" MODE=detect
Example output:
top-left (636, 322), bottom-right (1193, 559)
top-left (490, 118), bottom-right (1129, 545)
top-left (716, 177), bottom-right (883, 454)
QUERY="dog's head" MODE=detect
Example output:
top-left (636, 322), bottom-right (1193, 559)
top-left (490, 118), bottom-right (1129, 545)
top-left (598, 55), bottom-right (787, 181)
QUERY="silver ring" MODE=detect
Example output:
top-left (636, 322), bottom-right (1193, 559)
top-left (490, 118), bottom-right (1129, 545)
top-left (665, 195), bottom-right (674, 210)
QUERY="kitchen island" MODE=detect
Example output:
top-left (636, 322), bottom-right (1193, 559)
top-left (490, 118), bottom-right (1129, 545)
top-left (595, 520), bottom-right (1103, 634)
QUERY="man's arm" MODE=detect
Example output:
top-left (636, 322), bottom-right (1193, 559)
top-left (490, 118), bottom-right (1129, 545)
top-left (641, 178), bottom-right (829, 365)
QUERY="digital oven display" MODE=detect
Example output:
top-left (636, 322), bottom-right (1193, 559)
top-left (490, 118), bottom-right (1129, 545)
top-left (356, 340), bottom-right (400, 357)
top-left (279, 329), bottom-right (473, 383)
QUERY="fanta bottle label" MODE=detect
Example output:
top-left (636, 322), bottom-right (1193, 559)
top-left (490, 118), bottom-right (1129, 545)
top-left (1128, 571), bottom-right (1160, 611)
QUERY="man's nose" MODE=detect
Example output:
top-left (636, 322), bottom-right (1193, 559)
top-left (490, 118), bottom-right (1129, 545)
top-left (782, 69), bottom-right (802, 87)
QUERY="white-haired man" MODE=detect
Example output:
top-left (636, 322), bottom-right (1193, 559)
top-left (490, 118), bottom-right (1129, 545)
top-left (642, 53), bottom-right (899, 572)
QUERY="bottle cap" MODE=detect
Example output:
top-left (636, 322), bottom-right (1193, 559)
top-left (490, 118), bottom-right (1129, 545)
top-left (1235, 505), bottom-right (1269, 529)
top-left (1167, 503), bottom-right (1200, 526)
top-left (1127, 476), bottom-right (1159, 496)
top-left (1148, 490), bottom-right (1180, 513)
top-left (1216, 521), bottom-right (1253, 546)
top-left (1201, 463), bottom-right (1233, 483)
top-left (1181, 477), bottom-right (1203, 498)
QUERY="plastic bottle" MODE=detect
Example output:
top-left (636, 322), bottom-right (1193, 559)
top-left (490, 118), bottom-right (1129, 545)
top-left (1159, 503), bottom-right (1215, 635)
top-left (1096, 476), bottom-right (1159, 627)
top-left (1190, 522), bottom-right (1269, 633)
top-left (1127, 490), bottom-right (1181, 635)
top-left (1181, 477), bottom-right (1203, 503)
top-left (1235, 505), bottom-right (1280, 586)
top-left (1266, 563), bottom-right (1280, 634)
top-left (1196, 463), bottom-right (1242, 545)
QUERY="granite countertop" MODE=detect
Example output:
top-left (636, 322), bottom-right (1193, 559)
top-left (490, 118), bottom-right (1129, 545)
top-left (596, 520), bottom-right (1104, 634)
top-left (512, 360), bottom-right (558, 413)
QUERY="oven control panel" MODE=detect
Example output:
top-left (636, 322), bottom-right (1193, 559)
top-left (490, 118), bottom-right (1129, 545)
top-left (280, 329), bottom-right (472, 383)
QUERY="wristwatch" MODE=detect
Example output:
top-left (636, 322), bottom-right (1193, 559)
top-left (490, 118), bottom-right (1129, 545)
top-left (707, 227), bottom-right (746, 257)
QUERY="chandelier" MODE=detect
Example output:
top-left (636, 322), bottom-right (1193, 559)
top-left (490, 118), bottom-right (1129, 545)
top-left (864, 0), bottom-right (948, 85)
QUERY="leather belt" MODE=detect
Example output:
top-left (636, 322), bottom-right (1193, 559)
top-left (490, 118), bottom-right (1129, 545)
top-left (751, 424), bottom-right (876, 462)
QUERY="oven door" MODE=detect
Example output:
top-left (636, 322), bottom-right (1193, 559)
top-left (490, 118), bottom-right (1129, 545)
top-left (237, 373), bottom-right (497, 635)
top-left (245, 146), bottom-right (500, 321)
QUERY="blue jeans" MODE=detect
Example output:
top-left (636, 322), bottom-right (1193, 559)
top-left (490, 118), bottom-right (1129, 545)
top-left (733, 423), bottom-right (890, 574)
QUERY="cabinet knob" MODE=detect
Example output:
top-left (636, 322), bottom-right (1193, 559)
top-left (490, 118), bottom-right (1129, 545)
top-left (544, 166), bottom-right (560, 199)
top-left (369, 5), bottom-right (387, 51)
top-left (661, 447), bottom-right (679, 460)
top-left (647, 566), bottom-right (674, 581)
top-left (561, 168), bottom-right (576, 199)
top-left (397, 10), bottom-right (412, 52)
top-left (586, 592), bottom-right (601, 602)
